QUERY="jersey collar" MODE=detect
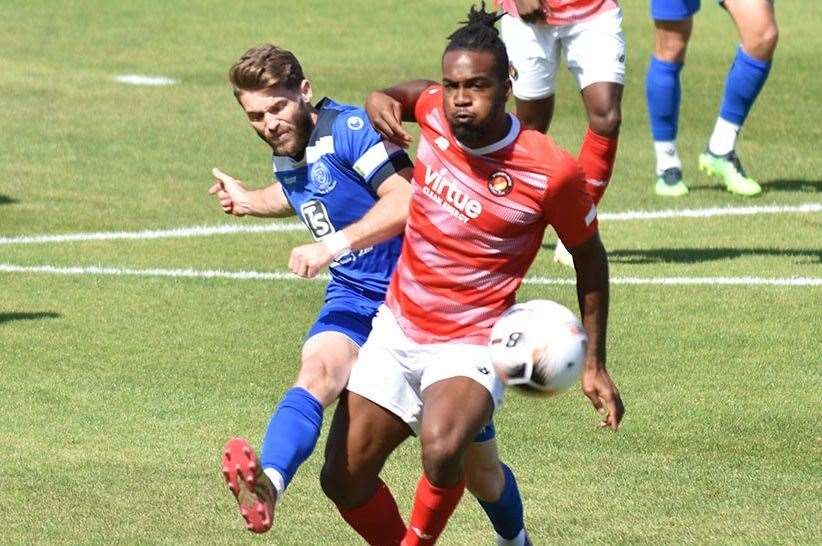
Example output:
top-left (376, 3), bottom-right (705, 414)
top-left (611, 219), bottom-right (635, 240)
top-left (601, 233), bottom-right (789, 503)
top-left (456, 114), bottom-right (520, 156)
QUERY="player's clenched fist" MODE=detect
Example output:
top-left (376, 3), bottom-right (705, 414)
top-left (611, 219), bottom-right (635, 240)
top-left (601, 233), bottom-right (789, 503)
top-left (208, 167), bottom-right (252, 216)
top-left (288, 242), bottom-right (334, 279)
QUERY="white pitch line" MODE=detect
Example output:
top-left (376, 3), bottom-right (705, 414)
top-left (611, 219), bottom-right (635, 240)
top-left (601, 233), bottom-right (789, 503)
top-left (0, 223), bottom-right (303, 246)
top-left (0, 203), bottom-right (819, 247)
top-left (114, 74), bottom-right (178, 86)
top-left (1, 264), bottom-right (819, 286)
top-left (600, 202), bottom-right (822, 221)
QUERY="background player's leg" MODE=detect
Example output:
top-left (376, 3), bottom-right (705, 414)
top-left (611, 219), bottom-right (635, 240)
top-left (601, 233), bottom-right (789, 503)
top-left (700, 0), bottom-right (777, 196)
top-left (404, 377), bottom-right (494, 546)
top-left (320, 390), bottom-right (411, 545)
top-left (579, 82), bottom-right (623, 205)
top-left (259, 332), bottom-right (357, 498)
top-left (514, 96), bottom-right (555, 133)
top-left (465, 436), bottom-right (528, 546)
top-left (647, 17), bottom-right (693, 196)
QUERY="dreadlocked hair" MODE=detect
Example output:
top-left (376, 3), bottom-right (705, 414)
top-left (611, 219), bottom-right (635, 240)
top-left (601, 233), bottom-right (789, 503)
top-left (444, 2), bottom-right (509, 83)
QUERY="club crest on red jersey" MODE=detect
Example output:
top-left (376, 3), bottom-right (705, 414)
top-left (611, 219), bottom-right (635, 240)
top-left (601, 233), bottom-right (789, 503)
top-left (487, 171), bottom-right (513, 196)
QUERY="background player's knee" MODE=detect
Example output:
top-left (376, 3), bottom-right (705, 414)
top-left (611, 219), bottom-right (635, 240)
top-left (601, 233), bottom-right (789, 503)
top-left (741, 23), bottom-right (778, 61)
top-left (587, 104), bottom-right (622, 138)
top-left (296, 336), bottom-right (356, 406)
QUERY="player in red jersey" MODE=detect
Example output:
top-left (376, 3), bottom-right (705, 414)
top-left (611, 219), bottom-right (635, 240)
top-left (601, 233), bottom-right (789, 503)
top-left (319, 5), bottom-right (623, 545)
top-left (494, 0), bottom-right (625, 266)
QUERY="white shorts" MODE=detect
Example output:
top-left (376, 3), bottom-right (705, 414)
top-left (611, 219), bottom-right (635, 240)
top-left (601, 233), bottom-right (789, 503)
top-left (500, 8), bottom-right (627, 100)
top-left (346, 305), bottom-right (505, 435)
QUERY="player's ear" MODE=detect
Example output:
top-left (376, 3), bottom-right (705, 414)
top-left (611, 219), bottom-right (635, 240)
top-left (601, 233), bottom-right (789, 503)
top-left (505, 63), bottom-right (515, 100)
top-left (300, 79), bottom-right (313, 104)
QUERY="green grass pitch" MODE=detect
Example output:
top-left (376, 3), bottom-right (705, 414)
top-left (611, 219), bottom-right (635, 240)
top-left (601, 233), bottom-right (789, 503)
top-left (1, 1), bottom-right (820, 544)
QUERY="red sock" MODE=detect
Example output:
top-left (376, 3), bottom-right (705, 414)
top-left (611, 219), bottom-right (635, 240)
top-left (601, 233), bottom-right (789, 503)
top-left (401, 475), bottom-right (465, 546)
top-left (577, 127), bottom-right (619, 205)
top-left (339, 479), bottom-right (405, 546)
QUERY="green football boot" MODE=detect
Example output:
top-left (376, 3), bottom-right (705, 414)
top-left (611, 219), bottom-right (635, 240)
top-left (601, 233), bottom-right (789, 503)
top-left (698, 150), bottom-right (762, 196)
top-left (654, 167), bottom-right (689, 197)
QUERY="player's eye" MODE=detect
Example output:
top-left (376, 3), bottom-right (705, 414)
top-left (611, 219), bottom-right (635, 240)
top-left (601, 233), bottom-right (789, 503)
top-left (248, 113), bottom-right (263, 121)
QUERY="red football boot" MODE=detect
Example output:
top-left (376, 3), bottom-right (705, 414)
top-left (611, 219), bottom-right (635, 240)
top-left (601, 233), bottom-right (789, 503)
top-left (220, 437), bottom-right (277, 533)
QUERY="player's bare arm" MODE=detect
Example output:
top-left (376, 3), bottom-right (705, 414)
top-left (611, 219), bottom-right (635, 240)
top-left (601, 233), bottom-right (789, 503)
top-left (208, 167), bottom-right (294, 218)
top-left (288, 168), bottom-right (413, 278)
top-left (365, 79), bottom-right (435, 147)
top-left (569, 233), bottom-right (625, 431)
top-left (512, 0), bottom-right (547, 24)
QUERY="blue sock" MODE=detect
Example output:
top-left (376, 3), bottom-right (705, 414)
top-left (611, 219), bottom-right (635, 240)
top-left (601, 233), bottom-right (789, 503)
top-left (646, 56), bottom-right (684, 141)
top-left (259, 387), bottom-right (323, 490)
top-left (478, 464), bottom-right (524, 540)
top-left (719, 46), bottom-right (772, 125)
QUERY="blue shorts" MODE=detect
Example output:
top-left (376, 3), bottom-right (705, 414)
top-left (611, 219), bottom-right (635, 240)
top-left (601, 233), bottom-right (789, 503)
top-left (650, 0), bottom-right (737, 20)
top-left (474, 421), bottom-right (497, 442)
top-left (651, 0), bottom-right (701, 20)
top-left (306, 282), bottom-right (383, 347)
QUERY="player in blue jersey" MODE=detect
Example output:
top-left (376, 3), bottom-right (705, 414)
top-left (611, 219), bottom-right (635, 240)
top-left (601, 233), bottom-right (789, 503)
top-left (646, 0), bottom-right (777, 197)
top-left (209, 44), bottom-right (528, 543)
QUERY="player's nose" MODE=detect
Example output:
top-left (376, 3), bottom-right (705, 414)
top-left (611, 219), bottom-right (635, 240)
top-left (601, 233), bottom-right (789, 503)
top-left (264, 112), bottom-right (280, 133)
top-left (454, 87), bottom-right (471, 105)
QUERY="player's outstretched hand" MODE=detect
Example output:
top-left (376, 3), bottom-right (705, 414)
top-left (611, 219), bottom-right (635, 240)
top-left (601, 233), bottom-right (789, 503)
top-left (581, 367), bottom-right (624, 431)
top-left (365, 91), bottom-right (412, 149)
top-left (514, 0), bottom-right (547, 23)
top-left (289, 242), bottom-right (333, 279)
top-left (208, 167), bottom-right (251, 216)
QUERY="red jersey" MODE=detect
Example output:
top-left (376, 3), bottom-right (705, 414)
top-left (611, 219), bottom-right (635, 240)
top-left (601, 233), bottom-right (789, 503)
top-left (385, 85), bottom-right (598, 345)
top-left (497, 0), bottom-right (618, 25)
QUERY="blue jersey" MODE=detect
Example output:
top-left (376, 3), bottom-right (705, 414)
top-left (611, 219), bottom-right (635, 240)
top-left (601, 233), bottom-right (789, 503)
top-left (273, 98), bottom-right (412, 296)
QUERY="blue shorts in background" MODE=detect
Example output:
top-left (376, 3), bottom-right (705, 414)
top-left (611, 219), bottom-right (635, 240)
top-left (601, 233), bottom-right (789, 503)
top-left (306, 281), bottom-right (383, 347)
top-left (651, 0), bottom-right (701, 20)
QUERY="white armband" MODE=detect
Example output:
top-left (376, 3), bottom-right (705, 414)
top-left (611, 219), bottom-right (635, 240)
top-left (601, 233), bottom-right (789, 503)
top-left (323, 231), bottom-right (352, 260)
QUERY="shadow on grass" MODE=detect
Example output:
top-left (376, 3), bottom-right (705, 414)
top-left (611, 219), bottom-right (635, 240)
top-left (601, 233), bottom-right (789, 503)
top-left (761, 179), bottom-right (822, 193)
top-left (0, 194), bottom-right (17, 205)
top-left (606, 247), bottom-right (822, 265)
top-left (0, 312), bottom-right (60, 325)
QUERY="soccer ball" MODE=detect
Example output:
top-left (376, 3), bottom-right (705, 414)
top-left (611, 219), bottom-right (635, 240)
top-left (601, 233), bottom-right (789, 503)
top-left (489, 299), bottom-right (587, 396)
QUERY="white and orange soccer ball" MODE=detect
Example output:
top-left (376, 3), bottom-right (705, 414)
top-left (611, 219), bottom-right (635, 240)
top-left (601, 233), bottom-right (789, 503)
top-left (489, 299), bottom-right (587, 396)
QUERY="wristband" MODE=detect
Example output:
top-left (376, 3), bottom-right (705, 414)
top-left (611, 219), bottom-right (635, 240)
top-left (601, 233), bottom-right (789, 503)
top-left (322, 231), bottom-right (352, 260)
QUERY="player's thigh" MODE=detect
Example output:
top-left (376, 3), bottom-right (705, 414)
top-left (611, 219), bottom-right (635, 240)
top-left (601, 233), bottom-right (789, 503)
top-left (500, 13), bottom-right (561, 101)
top-left (296, 331), bottom-right (359, 406)
top-left (418, 344), bottom-right (502, 461)
top-left (561, 8), bottom-right (626, 93)
top-left (580, 81), bottom-right (623, 136)
top-left (464, 437), bottom-right (506, 502)
top-left (321, 390), bottom-right (411, 508)
top-left (419, 376), bottom-right (494, 465)
top-left (515, 96), bottom-right (555, 133)
top-left (653, 18), bottom-right (694, 63)
top-left (723, 0), bottom-right (778, 60)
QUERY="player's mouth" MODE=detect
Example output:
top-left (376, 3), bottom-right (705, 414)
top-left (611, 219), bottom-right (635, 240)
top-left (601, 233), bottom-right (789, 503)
top-left (452, 111), bottom-right (475, 124)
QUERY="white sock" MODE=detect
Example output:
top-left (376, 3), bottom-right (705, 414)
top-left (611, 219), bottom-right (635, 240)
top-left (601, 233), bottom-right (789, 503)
top-left (263, 467), bottom-right (286, 500)
top-left (654, 141), bottom-right (682, 175)
top-left (708, 117), bottom-right (740, 156)
top-left (496, 529), bottom-right (527, 546)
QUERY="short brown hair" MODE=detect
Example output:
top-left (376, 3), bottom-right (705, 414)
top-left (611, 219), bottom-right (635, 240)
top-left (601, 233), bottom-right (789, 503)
top-left (228, 44), bottom-right (305, 95)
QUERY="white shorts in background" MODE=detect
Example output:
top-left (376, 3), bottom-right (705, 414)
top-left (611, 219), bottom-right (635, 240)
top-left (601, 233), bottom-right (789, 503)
top-left (346, 305), bottom-right (505, 435)
top-left (500, 8), bottom-right (627, 100)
